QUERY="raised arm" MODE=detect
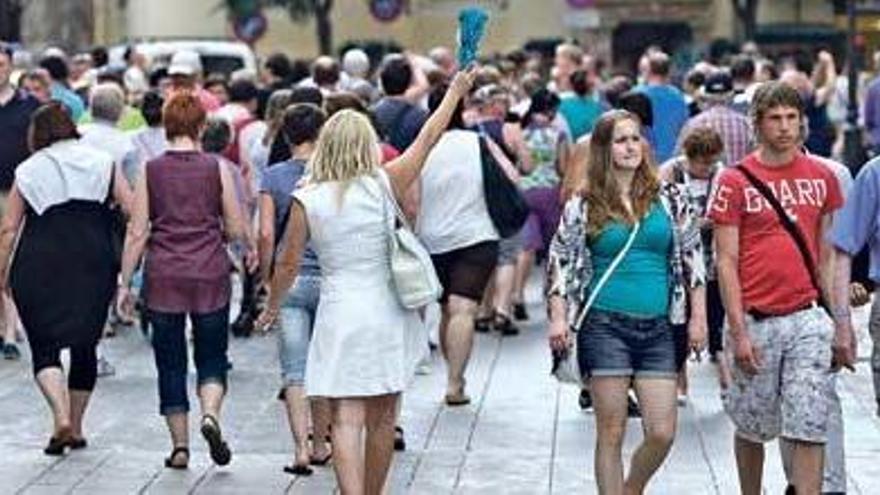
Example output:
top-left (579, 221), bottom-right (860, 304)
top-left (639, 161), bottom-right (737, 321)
top-left (383, 68), bottom-right (475, 200)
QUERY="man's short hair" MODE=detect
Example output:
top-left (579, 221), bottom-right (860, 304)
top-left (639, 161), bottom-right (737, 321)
top-left (730, 55), bottom-right (756, 82)
top-left (228, 79), bottom-right (258, 103)
top-left (751, 81), bottom-right (803, 128)
top-left (647, 52), bottom-right (671, 77)
top-left (555, 43), bottom-right (583, 66)
top-left (89, 82), bottom-right (126, 123)
top-left (312, 56), bottom-right (340, 87)
top-left (40, 56), bottom-right (69, 82)
top-left (202, 117), bottom-right (232, 154)
top-left (379, 55), bottom-right (412, 96)
top-left (264, 52), bottom-right (291, 80)
top-left (682, 127), bottom-right (724, 160)
top-left (280, 103), bottom-right (326, 147)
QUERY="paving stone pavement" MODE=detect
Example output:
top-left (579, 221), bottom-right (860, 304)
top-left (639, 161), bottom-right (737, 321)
top-left (1, 282), bottom-right (880, 494)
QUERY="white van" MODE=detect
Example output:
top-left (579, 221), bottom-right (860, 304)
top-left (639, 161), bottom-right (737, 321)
top-left (109, 40), bottom-right (258, 76)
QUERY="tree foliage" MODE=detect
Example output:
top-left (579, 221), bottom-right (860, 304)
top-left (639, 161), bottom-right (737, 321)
top-left (221, 0), bottom-right (335, 54)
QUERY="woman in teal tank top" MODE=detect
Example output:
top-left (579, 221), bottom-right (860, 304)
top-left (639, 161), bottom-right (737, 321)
top-left (546, 110), bottom-right (707, 494)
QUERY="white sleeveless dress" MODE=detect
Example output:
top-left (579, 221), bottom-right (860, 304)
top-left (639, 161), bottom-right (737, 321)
top-left (293, 171), bottom-right (427, 398)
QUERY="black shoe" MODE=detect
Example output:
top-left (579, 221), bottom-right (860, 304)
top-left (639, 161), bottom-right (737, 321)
top-left (394, 426), bottom-right (406, 451)
top-left (513, 303), bottom-right (528, 321)
top-left (474, 314), bottom-right (493, 333)
top-left (627, 394), bottom-right (641, 418)
top-left (200, 414), bottom-right (232, 466)
top-left (783, 485), bottom-right (795, 495)
top-left (230, 312), bottom-right (255, 338)
top-left (494, 314), bottom-right (519, 336)
top-left (578, 389), bottom-right (592, 411)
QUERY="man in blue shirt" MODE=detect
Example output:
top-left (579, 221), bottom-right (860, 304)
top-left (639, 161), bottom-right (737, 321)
top-left (636, 51), bottom-right (689, 163)
top-left (39, 55), bottom-right (85, 122)
top-left (828, 156), bottom-right (880, 419)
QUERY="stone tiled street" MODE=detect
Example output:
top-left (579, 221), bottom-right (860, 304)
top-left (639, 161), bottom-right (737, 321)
top-left (2, 282), bottom-right (880, 494)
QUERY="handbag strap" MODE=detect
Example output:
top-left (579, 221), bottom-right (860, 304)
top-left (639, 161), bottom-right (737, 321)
top-left (374, 170), bottom-right (411, 229)
top-left (573, 219), bottom-right (642, 331)
top-left (734, 164), bottom-right (830, 312)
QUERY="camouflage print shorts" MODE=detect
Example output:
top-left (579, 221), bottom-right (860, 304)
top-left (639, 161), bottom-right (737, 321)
top-left (723, 306), bottom-right (834, 444)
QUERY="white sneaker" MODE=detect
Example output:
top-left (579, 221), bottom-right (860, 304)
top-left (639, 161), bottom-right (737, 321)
top-left (415, 355), bottom-right (432, 375)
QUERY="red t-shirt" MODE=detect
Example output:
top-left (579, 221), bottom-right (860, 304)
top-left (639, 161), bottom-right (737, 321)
top-left (708, 152), bottom-right (842, 314)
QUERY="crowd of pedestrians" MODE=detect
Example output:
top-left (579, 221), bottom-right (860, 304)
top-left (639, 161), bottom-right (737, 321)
top-left (3, 35), bottom-right (880, 494)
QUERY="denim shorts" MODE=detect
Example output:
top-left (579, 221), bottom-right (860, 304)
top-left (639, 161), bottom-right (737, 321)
top-left (278, 276), bottom-right (320, 387)
top-left (577, 308), bottom-right (677, 379)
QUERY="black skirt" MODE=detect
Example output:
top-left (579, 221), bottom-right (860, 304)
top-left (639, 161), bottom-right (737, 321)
top-left (10, 200), bottom-right (118, 352)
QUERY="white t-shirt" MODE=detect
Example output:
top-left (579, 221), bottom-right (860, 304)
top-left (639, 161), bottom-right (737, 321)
top-left (416, 129), bottom-right (499, 253)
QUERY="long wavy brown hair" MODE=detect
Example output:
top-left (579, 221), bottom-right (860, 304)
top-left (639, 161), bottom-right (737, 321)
top-left (584, 110), bottom-right (660, 236)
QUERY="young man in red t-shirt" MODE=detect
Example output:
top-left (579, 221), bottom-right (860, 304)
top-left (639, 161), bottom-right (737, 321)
top-left (708, 81), bottom-right (852, 495)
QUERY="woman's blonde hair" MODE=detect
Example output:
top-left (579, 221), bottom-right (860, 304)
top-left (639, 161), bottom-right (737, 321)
top-left (309, 109), bottom-right (380, 183)
top-left (584, 109), bottom-right (660, 236)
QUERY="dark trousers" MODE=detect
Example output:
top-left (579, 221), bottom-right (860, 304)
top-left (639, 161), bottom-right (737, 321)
top-left (31, 344), bottom-right (98, 391)
top-left (150, 305), bottom-right (229, 416)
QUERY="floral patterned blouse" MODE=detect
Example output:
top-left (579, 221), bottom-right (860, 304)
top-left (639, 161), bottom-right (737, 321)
top-left (545, 181), bottom-right (706, 328)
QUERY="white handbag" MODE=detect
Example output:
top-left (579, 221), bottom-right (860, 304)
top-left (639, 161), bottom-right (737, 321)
top-left (553, 220), bottom-right (642, 385)
top-left (376, 171), bottom-right (443, 309)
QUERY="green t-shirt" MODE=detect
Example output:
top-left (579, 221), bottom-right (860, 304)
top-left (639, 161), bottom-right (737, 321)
top-left (587, 202), bottom-right (672, 317)
top-left (78, 105), bottom-right (147, 132)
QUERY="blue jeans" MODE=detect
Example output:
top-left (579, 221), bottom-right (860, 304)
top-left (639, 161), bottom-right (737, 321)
top-left (150, 305), bottom-right (230, 415)
top-left (278, 276), bottom-right (320, 387)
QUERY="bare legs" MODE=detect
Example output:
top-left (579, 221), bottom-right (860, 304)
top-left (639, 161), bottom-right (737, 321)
top-left (591, 376), bottom-right (677, 495)
top-left (162, 382), bottom-right (226, 467)
top-left (69, 390), bottom-right (92, 441)
top-left (331, 394), bottom-right (400, 495)
top-left (35, 368), bottom-right (71, 439)
top-left (734, 436), bottom-right (765, 495)
top-left (513, 250), bottom-right (535, 310)
top-left (439, 296), bottom-right (479, 401)
top-left (282, 386), bottom-right (332, 466)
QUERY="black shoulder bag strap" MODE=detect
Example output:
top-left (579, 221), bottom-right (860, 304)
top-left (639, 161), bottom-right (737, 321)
top-left (735, 164), bottom-right (832, 317)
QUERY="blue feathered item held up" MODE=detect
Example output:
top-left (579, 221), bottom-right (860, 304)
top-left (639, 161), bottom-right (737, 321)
top-left (458, 7), bottom-right (489, 67)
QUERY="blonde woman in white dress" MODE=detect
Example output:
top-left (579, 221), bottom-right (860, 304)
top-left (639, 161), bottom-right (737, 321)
top-left (259, 69), bottom-right (474, 494)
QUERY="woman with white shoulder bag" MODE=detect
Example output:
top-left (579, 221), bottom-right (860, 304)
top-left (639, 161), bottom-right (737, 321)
top-left (545, 110), bottom-right (707, 495)
top-left (258, 68), bottom-right (474, 495)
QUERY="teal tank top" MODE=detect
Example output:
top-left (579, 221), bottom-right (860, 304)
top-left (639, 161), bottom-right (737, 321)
top-left (586, 202), bottom-right (672, 318)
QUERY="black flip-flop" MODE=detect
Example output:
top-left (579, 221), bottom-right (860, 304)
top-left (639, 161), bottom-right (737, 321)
top-left (200, 415), bottom-right (232, 466)
top-left (43, 436), bottom-right (67, 456)
top-left (164, 446), bottom-right (189, 470)
top-left (310, 452), bottom-right (332, 466)
top-left (444, 394), bottom-right (471, 406)
top-left (283, 464), bottom-right (313, 476)
top-left (69, 438), bottom-right (88, 450)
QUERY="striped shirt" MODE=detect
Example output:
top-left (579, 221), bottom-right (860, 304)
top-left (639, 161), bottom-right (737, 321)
top-left (676, 104), bottom-right (753, 168)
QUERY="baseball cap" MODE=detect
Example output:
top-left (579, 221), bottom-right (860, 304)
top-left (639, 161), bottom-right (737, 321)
top-left (703, 71), bottom-right (733, 96)
top-left (168, 50), bottom-right (202, 77)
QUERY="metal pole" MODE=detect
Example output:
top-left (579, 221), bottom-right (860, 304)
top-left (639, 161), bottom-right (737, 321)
top-left (844, 0), bottom-right (867, 172)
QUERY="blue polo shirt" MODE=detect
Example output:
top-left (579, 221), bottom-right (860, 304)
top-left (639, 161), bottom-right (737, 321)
top-left (0, 89), bottom-right (40, 191)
